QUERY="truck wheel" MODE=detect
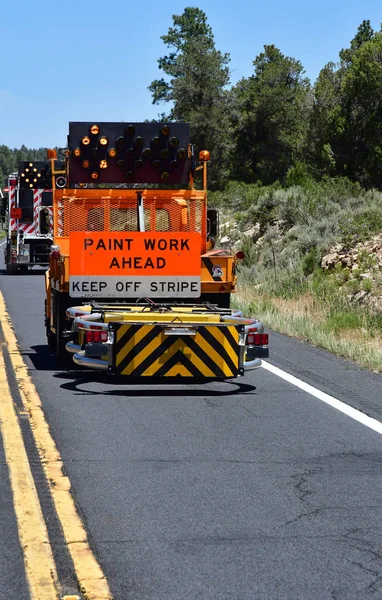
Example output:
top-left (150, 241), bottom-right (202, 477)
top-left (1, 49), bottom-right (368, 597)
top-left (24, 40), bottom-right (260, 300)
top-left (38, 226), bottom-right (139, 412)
top-left (54, 295), bottom-right (71, 365)
top-left (47, 329), bottom-right (56, 353)
top-left (6, 263), bottom-right (17, 274)
top-left (55, 330), bottom-right (69, 363)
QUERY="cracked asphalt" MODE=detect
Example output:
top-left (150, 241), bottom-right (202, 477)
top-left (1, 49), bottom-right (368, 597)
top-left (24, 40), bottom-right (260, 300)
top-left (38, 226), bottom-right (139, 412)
top-left (0, 260), bottom-right (382, 599)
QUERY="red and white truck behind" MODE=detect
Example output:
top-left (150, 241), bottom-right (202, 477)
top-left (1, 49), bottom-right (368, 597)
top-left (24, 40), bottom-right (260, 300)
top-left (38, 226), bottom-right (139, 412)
top-left (2, 161), bottom-right (64, 273)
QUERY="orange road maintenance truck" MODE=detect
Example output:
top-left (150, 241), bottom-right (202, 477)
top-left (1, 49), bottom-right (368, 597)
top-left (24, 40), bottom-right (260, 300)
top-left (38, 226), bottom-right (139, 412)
top-left (45, 121), bottom-right (269, 378)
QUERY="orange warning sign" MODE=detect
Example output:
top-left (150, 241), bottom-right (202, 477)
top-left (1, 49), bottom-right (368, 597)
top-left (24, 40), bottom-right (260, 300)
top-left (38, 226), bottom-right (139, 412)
top-left (69, 232), bottom-right (201, 276)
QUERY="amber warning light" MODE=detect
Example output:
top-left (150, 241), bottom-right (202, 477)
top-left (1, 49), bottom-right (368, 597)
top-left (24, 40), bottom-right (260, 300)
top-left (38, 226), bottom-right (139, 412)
top-left (199, 150), bottom-right (210, 162)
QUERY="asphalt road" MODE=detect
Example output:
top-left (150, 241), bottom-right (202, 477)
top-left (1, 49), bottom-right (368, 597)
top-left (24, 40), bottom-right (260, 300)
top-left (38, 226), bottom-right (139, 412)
top-left (0, 252), bottom-right (382, 599)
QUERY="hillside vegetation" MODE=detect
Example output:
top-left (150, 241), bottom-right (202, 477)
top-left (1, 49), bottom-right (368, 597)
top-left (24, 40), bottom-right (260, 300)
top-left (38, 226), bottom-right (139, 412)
top-left (210, 179), bottom-right (382, 371)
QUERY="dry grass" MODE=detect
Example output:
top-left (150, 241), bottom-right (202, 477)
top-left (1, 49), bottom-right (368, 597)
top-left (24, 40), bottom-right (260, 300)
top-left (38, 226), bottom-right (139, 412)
top-left (271, 294), bottom-right (327, 323)
top-left (234, 285), bottom-right (382, 373)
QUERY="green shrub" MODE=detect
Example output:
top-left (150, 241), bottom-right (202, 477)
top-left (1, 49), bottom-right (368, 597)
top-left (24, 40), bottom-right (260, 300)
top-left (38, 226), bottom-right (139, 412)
top-left (311, 269), bottom-right (340, 302)
top-left (302, 247), bottom-right (320, 276)
top-left (286, 162), bottom-right (313, 187)
top-left (339, 206), bottom-right (382, 248)
top-left (323, 311), bottom-right (363, 333)
top-left (362, 278), bottom-right (373, 293)
top-left (346, 278), bottom-right (362, 294)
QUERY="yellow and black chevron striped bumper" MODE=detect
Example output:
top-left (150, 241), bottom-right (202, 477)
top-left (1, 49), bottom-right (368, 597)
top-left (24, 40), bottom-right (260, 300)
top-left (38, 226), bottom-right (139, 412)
top-left (111, 322), bottom-right (244, 378)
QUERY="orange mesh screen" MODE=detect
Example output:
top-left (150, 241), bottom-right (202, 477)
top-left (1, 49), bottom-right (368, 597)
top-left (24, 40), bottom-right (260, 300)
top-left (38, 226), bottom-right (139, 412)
top-left (54, 189), bottom-right (206, 245)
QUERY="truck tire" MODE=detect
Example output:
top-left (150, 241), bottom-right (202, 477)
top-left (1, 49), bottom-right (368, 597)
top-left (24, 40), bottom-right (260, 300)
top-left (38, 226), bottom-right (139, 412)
top-left (6, 262), bottom-right (17, 274)
top-left (47, 329), bottom-right (56, 353)
top-left (53, 293), bottom-right (71, 365)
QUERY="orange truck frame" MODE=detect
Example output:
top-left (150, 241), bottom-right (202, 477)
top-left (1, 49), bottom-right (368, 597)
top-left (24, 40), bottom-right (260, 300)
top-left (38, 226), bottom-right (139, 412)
top-left (45, 121), bottom-right (268, 378)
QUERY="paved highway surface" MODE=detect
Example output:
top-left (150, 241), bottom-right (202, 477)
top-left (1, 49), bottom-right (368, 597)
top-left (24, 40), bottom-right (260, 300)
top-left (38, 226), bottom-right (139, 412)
top-left (0, 245), bottom-right (382, 599)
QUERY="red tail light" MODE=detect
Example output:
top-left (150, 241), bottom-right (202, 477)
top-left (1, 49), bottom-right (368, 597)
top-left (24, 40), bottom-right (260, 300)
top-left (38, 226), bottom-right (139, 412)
top-left (246, 331), bottom-right (268, 346)
top-left (9, 178), bottom-right (17, 186)
top-left (85, 330), bottom-right (108, 343)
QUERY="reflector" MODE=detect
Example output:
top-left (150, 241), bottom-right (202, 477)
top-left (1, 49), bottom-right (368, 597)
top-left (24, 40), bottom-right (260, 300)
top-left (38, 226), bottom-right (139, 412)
top-left (55, 176), bottom-right (67, 188)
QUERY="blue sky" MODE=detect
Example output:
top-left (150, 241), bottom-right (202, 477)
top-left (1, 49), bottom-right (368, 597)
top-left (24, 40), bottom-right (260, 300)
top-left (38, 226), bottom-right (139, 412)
top-left (1, 0), bottom-right (380, 148)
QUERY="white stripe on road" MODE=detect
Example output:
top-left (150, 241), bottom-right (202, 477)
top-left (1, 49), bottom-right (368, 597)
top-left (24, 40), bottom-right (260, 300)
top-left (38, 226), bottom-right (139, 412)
top-left (262, 360), bottom-right (382, 435)
top-left (0, 240), bottom-right (6, 247)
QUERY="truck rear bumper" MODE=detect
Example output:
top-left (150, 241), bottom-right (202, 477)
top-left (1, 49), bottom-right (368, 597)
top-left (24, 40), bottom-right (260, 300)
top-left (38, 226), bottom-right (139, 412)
top-left (72, 352), bottom-right (108, 370)
top-left (64, 304), bottom-right (268, 379)
top-left (67, 343), bottom-right (263, 375)
top-left (71, 352), bottom-right (262, 375)
top-left (243, 358), bottom-right (262, 371)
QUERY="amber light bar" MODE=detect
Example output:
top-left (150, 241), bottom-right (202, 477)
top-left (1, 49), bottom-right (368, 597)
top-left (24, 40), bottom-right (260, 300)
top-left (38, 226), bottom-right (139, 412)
top-left (18, 161), bottom-right (64, 189)
top-left (67, 121), bottom-right (191, 186)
